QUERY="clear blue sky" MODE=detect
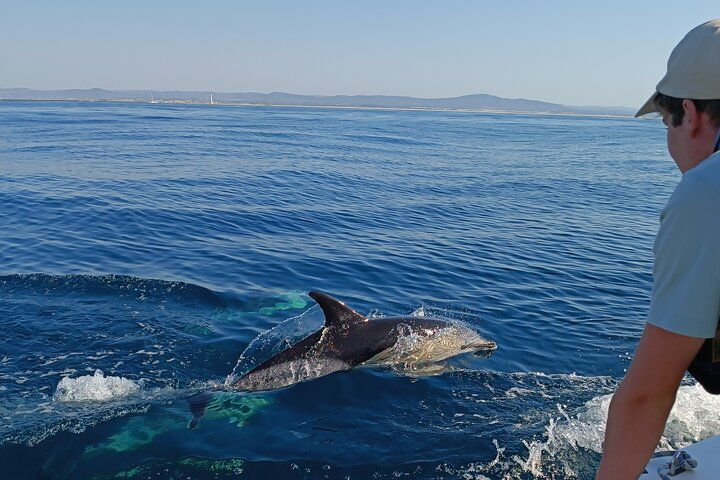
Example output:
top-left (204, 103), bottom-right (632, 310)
top-left (1, 1), bottom-right (718, 107)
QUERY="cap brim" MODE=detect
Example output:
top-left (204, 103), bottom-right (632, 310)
top-left (635, 92), bottom-right (659, 117)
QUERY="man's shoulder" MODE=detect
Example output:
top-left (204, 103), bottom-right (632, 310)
top-left (684, 152), bottom-right (720, 192)
top-left (671, 153), bottom-right (720, 208)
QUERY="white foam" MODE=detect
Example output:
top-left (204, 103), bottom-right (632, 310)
top-left (663, 383), bottom-right (720, 448)
top-left (53, 370), bottom-right (141, 402)
top-left (510, 382), bottom-right (720, 478)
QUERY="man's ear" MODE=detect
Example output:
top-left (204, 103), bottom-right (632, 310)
top-left (682, 99), bottom-right (703, 137)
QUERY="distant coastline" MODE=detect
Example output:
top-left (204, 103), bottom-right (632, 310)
top-left (0, 88), bottom-right (636, 117)
top-left (0, 98), bottom-right (635, 119)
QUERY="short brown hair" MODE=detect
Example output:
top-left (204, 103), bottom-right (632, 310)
top-left (654, 93), bottom-right (720, 127)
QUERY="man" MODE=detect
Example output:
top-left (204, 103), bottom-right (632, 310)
top-left (596, 19), bottom-right (720, 479)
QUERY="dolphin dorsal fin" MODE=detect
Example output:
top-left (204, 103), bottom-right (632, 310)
top-left (309, 291), bottom-right (367, 328)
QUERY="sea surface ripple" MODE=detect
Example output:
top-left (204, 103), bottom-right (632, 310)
top-left (2, 100), bottom-right (715, 479)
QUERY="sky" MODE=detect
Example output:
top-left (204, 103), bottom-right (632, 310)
top-left (1, 1), bottom-right (718, 108)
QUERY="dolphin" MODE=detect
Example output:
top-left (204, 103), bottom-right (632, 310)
top-left (225, 291), bottom-right (496, 392)
top-left (186, 291), bottom-right (495, 427)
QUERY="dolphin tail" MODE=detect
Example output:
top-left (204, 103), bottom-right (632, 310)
top-left (186, 391), bottom-right (214, 429)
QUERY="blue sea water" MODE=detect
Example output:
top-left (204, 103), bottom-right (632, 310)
top-left (2, 100), bottom-right (719, 479)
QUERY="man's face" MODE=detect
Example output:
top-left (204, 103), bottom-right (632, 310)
top-left (661, 100), bottom-right (719, 173)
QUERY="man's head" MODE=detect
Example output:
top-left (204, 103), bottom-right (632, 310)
top-left (636, 19), bottom-right (720, 172)
top-left (636, 19), bottom-right (720, 119)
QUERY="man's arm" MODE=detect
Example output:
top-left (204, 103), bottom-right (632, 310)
top-left (595, 323), bottom-right (704, 480)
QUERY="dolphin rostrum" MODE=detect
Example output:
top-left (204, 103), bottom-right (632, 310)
top-left (225, 291), bottom-right (496, 392)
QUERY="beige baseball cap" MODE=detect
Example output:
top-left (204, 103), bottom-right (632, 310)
top-left (636, 19), bottom-right (720, 117)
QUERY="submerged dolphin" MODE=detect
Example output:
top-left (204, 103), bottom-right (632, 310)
top-left (226, 291), bottom-right (496, 392)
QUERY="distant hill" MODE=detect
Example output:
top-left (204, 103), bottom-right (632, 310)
top-left (0, 88), bottom-right (635, 116)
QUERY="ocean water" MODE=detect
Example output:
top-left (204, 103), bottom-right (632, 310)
top-left (2, 100), bottom-right (719, 479)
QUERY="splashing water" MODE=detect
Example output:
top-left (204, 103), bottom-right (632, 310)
top-left (225, 305), bottom-right (326, 385)
top-left (53, 370), bottom-right (141, 402)
top-left (493, 382), bottom-right (720, 479)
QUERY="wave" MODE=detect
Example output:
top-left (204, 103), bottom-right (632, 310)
top-left (0, 273), bottom-right (228, 307)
